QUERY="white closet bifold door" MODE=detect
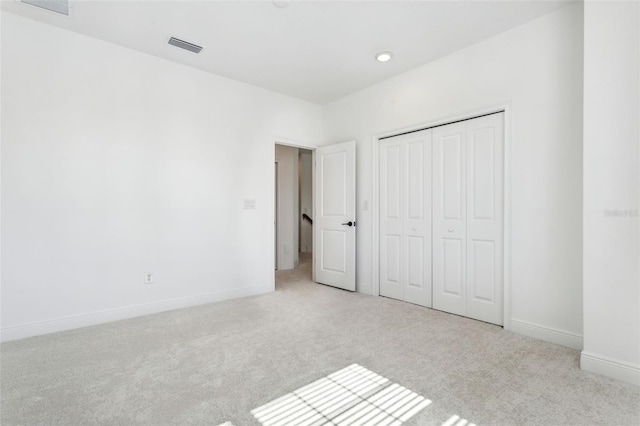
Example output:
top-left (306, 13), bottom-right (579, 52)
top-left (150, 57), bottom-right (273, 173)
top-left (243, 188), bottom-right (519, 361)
top-left (432, 121), bottom-right (468, 317)
top-left (379, 129), bottom-right (432, 308)
top-left (380, 112), bottom-right (503, 325)
top-left (465, 113), bottom-right (504, 325)
top-left (432, 113), bottom-right (504, 325)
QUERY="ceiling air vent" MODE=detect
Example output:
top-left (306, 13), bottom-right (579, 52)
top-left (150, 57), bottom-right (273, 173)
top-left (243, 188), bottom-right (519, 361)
top-left (168, 37), bottom-right (203, 54)
top-left (21, 0), bottom-right (69, 16)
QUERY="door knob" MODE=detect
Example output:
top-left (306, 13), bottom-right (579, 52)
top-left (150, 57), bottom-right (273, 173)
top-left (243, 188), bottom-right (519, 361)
top-left (342, 221), bottom-right (355, 227)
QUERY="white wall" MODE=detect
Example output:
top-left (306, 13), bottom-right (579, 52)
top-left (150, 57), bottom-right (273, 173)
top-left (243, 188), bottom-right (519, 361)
top-left (322, 3), bottom-right (584, 347)
top-left (3, 6), bottom-right (639, 386)
top-left (1, 13), bottom-right (322, 340)
top-left (275, 144), bottom-right (299, 270)
top-left (299, 152), bottom-right (313, 253)
top-left (581, 1), bottom-right (640, 385)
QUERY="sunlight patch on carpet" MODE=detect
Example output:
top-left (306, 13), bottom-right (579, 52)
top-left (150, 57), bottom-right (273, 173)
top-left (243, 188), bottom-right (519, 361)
top-left (442, 414), bottom-right (477, 426)
top-left (250, 364), bottom-right (431, 425)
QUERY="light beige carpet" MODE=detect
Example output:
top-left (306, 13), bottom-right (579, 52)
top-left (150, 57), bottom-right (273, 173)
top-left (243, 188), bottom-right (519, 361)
top-left (2, 256), bottom-right (639, 425)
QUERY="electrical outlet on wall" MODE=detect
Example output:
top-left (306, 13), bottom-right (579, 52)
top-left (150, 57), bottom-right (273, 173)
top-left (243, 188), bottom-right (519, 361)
top-left (145, 272), bottom-right (153, 284)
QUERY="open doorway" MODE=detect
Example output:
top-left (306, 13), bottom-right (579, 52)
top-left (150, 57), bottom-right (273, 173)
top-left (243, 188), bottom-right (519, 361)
top-left (274, 144), bottom-right (313, 282)
top-left (274, 140), bottom-right (357, 291)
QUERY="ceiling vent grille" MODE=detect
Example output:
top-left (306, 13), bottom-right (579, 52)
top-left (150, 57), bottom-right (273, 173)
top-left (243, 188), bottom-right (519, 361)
top-left (168, 37), bottom-right (203, 54)
top-left (21, 0), bottom-right (69, 16)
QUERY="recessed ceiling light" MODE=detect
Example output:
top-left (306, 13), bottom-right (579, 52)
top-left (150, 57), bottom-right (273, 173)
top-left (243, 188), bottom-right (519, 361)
top-left (375, 51), bottom-right (393, 62)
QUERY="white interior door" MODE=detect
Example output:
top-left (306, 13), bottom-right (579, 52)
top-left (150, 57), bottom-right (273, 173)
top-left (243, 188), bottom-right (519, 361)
top-left (432, 113), bottom-right (504, 325)
top-left (465, 114), bottom-right (504, 325)
top-left (314, 140), bottom-right (356, 291)
top-left (432, 122), bottom-right (468, 317)
top-left (380, 130), bottom-right (432, 307)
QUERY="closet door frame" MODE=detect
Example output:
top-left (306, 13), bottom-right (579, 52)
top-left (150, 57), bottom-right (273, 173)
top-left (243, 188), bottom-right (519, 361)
top-left (371, 105), bottom-right (512, 330)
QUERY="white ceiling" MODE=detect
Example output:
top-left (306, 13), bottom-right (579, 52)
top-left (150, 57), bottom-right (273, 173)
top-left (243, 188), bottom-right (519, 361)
top-left (2, 0), bottom-right (573, 104)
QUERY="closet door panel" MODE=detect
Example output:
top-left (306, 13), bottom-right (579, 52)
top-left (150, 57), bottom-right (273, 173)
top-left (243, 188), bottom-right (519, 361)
top-left (404, 133), bottom-right (432, 307)
top-left (382, 234), bottom-right (402, 298)
top-left (442, 137), bottom-right (464, 220)
top-left (407, 140), bottom-right (425, 220)
top-left (432, 122), bottom-right (467, 316)
top-left (407, 236), bottom-right (425, 287)
top-left (469, 239), bottom-right (496, 300)
top-left (379, 130), bottom-right (432, 307)
top-left (380, 141), bottom-right (403, 300)
top-left (466, 114), bottom-right (504, 325)
top-left (442, 238), bottom-right (464, 295)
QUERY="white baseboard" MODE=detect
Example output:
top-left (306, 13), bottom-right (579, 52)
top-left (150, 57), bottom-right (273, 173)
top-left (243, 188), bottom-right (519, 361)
top-left (581, 351), bottom-right (640, 386)
top-left (510, 318), bottom-right (583, 350)
top-left (1, 285), bottom-right (271, 343)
